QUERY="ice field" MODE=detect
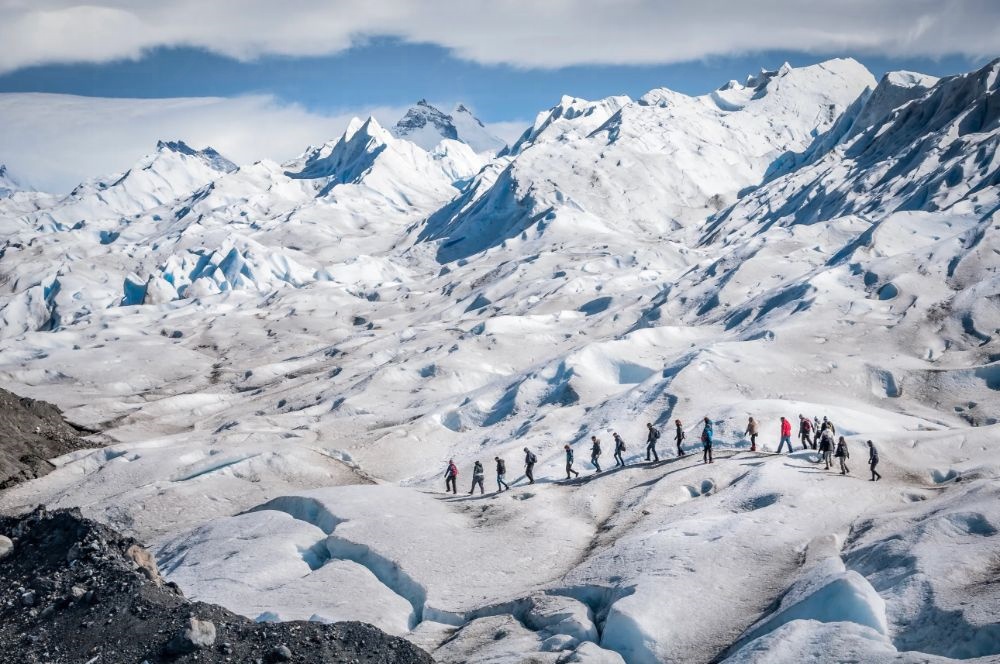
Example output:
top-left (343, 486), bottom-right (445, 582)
top-left (1, 57), bottom-right (999, 662)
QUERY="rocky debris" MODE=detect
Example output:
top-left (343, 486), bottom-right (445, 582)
top-left (0, 507), bottom-right (434, 663)
top-left (269, 644), bottom-right (293, 661)
top-left (165, 617), bottom-right (216, 654)
top-left (0, 387), bottom-right (92, 489)
top-left (127, 543), bottom-right (165, 586)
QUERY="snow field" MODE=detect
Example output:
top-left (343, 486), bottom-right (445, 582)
top-left (1, 59), bottom-right (999, 662)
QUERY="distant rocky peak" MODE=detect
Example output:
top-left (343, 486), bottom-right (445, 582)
top-left (391, 100), bottom-right (505, 154)
top-left (745, 62), bottom-right (792, 90)
top-left (0, 164), bottom-right (19, 197)
top-left (154, 140), bottom-right (237, 173)
top-left (393, 101), bottom-right (459, 142)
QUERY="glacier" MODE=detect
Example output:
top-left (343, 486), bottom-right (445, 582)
top-left (0, 58), bottom-right (999, 663)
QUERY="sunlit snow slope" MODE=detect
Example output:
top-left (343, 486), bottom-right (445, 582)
top-left (1, 59), bottom-right (999, 664)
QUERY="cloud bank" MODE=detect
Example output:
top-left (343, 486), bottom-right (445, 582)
top-left (0, 93), bottom-right (401, 192)
top-left (0, 1), bottom-right (997, 73)
top-left (0, 93), bottom-right (525, 193)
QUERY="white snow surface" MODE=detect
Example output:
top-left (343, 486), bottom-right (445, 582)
top-left (1, 58), bottom-right (1000, 663)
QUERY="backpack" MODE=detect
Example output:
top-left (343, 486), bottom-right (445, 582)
top-left (615, 436), bottom-right (625, 451)
top-left (650, 428), bottom-right (660, 441)
top-left (497, 459), bottom-right (506, 474)
top-left (802, 419), bottom-right (812, 433)
top-left (448, 463), bottom-right (458, 477)
top-left (526, 451), bottom-right (537, 464)
top-left (473, 461), bottom-right (483, 475)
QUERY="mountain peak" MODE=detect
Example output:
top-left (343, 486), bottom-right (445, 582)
top-left (391, 101), bottom-right (504, 154)
top-left (392, 101), bottom-right (460, 149)
top-left (154, 140), bottom-right (237, 173)
top-left (0, 163), bottom-right (20, 197)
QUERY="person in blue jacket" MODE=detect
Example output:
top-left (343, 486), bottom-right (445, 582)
top-left (564, 444), bottom-right (580, 480)
top-left (590, 436), bottom-right (603, 473)
top-left (701, 417), bottom-right (714, 464)
top-left (612, 432), bottom-right (627, 467)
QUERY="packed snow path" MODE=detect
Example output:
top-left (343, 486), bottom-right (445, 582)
top-left (1, 58), bottom-right (999, 662)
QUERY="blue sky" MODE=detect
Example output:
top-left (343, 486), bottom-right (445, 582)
top-left (0, 40), bottom-right (989, 125)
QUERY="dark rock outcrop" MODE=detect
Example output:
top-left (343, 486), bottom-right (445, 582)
top-left (0, 507), bottom-right (434, 663)
top-left (0, 388), bottom-right (91, 490)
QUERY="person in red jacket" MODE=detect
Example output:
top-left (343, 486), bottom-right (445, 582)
top-left (777, 417), bottom-right (794, 453)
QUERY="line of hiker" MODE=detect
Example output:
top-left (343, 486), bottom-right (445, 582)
top-left (443, 413), bottom-right (884, 494)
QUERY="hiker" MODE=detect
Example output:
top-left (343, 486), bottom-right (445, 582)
top-left (612, 432), bottom-right (626, 467)
top-left (523, 447), bottom-right (537, 484)
top-left (674, 419), bottom-right (686, 456)
top-left (867, 440), bottom-right (882, 481)
top-left (444, 459), bottom-right (458, 494)
top-left (834, 436), bottom-right (850, 475)
top-left (469, 460), bottom-right (485, 495)
top-left (744, 416), bottom-right (758, 452)
top-left (701, 417), bottom-right (714, 464)
top-left (823, 416), bottom-right (836, 436)
top-left (818, 427), bottom-right (835, 469)
top-left (590, 436), bottom-right (602, 472)
top-left (495, 456), bottom-right (510, 492)
top-left (645, 422), bottom-right (660, 462)
top-left (799, 415), bottom-right (812, 450)
top-left (564, 444), bottom-right (579, 479)
top-left (777, 417), bottom-right (794, 453)
top-left (812, 416), bottom-right (821, 445)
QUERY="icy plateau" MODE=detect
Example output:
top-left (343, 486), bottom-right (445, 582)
top-left (1, 59), bottom-right (999, 663)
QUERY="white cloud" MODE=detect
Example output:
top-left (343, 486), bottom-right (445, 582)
top-left (483, 120), bottom-right (530, 145)
top-left (0, 93), bottom-right (409, 192)
top-left (0, 1), bottom-right (996, 73)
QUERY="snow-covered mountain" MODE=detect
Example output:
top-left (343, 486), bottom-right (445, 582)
top-left (392, 100), bottom-right (506, 154)
top-left (0, 164), bottom-right (20, 197)
top-left (1, 58), bottom-right (999, 664)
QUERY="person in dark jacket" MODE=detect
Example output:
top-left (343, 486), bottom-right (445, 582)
top-left (469, 460), bottom-right (485, 495)
top-left (590, 436), bottom-right (602, 473)
top-left (523, 447), bottom-right (537, 484)
top-left (744, 416), bottom-right (758, 452)
top-left (645, 422), bottom-right (660, 462)
top-left (834, 437), bottom-right (850, 475)
top-left (818, 428), bottom-right (835, 469)
top-left (564, 444), bottom-right (579, 480)
top-left (612, 432), bottom-right (626, 467)
top-left (701, 417), bottom-right (714, 464)
top-left (674, 419), bottom-right (686, 456)
top-left (444, 459), bottom-right (458, 494)
top-left (799, 415), bottom-right (812, 450)
top-left (495, 456), bottom-right (510, 492)
top-left (867, 440), bottom-right (882, 481)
